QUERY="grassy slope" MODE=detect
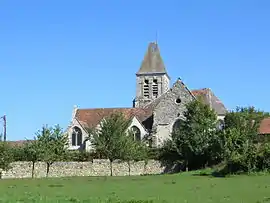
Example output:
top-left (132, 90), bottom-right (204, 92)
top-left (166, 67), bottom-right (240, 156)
top-left (0, 172), bottom-right (269, 203)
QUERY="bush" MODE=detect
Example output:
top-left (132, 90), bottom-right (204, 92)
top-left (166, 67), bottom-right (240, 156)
top-left (11, 146), bottom-right (26, 161)
top-left (256, 143), bottom-right (270, 171)
top-left (147, 148), bottom-right (160, 160)
top-left (65, 151), bottom-right (94, 162)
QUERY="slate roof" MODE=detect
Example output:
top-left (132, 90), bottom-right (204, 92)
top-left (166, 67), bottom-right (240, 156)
top-left (75, 108), bottom-right (152, 129)
top-left (136, 42), bottom-right (168, 75)
top-left (191, 88), bottom-right (227, 116)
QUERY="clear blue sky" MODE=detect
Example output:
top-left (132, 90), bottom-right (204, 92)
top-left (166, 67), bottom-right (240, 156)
top-left (0, 1), bottom-right (269, 141)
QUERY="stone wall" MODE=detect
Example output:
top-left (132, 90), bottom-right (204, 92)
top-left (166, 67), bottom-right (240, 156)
top-left (1, 159), bottom-right (165, 179)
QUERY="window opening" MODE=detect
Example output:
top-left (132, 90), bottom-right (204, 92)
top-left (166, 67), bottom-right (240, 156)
top-left (153, 79), bottom-right (158, 98)
top-left (143, 79), bottom-right (149, 98)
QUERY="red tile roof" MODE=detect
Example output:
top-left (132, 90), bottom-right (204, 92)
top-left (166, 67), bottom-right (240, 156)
top-left (191, 88), bottom-right (227, 115)
top-left (6, 140), bottom-right (32, 147)
top-left (75, 108), bottom-right (152, 129)
top-left (191, 88), bottom-right (209, 96)
top-left (259, 118), bottom-right (270, 135)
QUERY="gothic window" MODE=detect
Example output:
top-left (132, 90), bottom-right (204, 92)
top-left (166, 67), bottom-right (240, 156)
top-left (153, 79), bottom-right (158, 98)
top-left (216, 119), bottom-right (225, 130)
top-left (72, 126), bottom-right (82, 146)
top-left (143, 79), bottom-right (149, 98)
top-left (131, 126), bottom-right (141, 141)
top-left (172, 119), bottom-right (181, 134)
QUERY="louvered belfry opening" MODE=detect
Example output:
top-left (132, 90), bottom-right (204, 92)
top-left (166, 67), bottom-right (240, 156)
top-left (153, 79), bottom-right (158, 98)
top-left (143, 79), bottom-right (150, 98)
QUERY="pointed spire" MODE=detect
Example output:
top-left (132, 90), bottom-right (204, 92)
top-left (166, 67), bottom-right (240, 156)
top-left (136, 42), bottom-right (168, 75)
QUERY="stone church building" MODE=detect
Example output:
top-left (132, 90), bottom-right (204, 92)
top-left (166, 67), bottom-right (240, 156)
top-left (66, 42), bottom-right (227, 151)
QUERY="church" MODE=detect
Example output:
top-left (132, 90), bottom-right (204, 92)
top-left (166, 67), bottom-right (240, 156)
top-left (66, 42), bottom-right (227, 151)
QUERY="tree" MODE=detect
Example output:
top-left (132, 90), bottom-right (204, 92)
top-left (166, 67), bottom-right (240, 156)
top-left (122, 132), bottom-right (149, 176)
top-left (0, 141), bottom-right (13, 179)
top-left (23, 139), bottom-right (43, 178)
top-left (89, 112), bottom-right (132, 176)
top-left (224, 106), bottom-right (269, 139)
top-left (165, 98), bottom-right (218, 171)
top-left (37, 125), bottom-right (68, 177)
top-left (11, 145), bottom-right (26, 161)
top-left (221, 106), bottom-right (270, 173)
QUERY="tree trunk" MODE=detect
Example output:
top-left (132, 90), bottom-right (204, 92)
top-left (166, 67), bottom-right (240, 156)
top-left (31, 162), bottom-right (35, 178)
top-left (46, 162), bottom-right (50, 178)
top-left (0, 171), bottom-right (2, 179)
top-left (109, 160), bottom-right (113, 176)
top-left (186, 160), bottom-right (189, 172)
top-left (144, 160), bottom-right (147, 173)
top-left (205, 161), bottom-right (208, 168)
top-left (128, 161), bottom-right (131, 176)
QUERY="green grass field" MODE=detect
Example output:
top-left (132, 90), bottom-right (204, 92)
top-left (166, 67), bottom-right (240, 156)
top-left (0, 172), bottom-right (269, 203)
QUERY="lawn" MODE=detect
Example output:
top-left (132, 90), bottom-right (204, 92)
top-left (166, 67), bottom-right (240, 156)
top-left (0, 172), bottom-right (269, 203)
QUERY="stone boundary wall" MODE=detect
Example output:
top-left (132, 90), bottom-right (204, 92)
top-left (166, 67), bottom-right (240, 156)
top-left (1, 159), bottom-right (165, 179)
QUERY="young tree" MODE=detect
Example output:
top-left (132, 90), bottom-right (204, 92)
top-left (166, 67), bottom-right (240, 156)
top-left (89, 112), bottom-right (131, 176)
top-left (167, 98), bottom-right (218, 171)
top-left (23, 139), bottom-right (43, 178)
top-left (122, 132), bottom-right (149, 176)
top-left (37, 125), bottom-right (68, 177)
top-left (0, 141), bottom-right (13, 179)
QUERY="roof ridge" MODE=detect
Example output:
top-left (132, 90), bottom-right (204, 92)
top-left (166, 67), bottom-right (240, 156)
top-left (78, 107), bottom-right (134, 110)
top-left (173, 78), bottom-right (196, 99)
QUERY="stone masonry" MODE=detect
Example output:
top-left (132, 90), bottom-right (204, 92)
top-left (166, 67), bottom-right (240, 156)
top-left (1, 159), bottom-right (164, 179)
top-left (66, 42), bottom-right (228, 151)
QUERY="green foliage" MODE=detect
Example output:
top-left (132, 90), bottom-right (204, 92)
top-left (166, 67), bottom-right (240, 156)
top-left (64, 150), bottom-right (94, 162)
top-left (257, 142), bottom-right (270, 170)
top-left (89, 112), bottom-right (132, 176)
top-left (0, 141), bottom-right (13, 178)
top-left (158, 139), bottom-right (183, 167)
top-left (121, 132), bottom-right (149, 175)
top-left (36, 124), bottom-right (68, 177)
top-left (124, 132), bottom-right (148, 161)
top-left (11, 146), bottom-right (27, 161)
top-left (161, 99), bottom-right (219, 171)
top-left (224, 106), bottom-right (269, 138)
top-left (23, 140), bottom-right (43, 162)
top-left (221, 106), bottom-right (270, 174)
top-left (22, 139), bottom-right (44, 178)
top-left (147, 147), bottom-right (160, 160)
top-left (158, 101), bottom-right (270, 175)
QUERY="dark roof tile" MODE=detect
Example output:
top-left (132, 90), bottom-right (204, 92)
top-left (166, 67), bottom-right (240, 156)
top-left (137, 42), bottom-right (168, 75)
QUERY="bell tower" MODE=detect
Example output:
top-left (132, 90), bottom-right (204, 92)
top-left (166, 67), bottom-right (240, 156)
top-left (133, 42), bottom-right (170, 108)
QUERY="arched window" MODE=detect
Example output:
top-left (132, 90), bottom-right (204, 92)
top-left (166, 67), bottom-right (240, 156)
top-left (131, 126), bottom-right (141, 141)
top-left (72, 126), bottom-right (82, 146)
top-left (172, 119), bottom-right (181, 133)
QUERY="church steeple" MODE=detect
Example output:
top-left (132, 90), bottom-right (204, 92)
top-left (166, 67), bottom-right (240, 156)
top-left (133, 42), bottom-right (170, 108)
top-left (136, 42), bottom-right (169, 76)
